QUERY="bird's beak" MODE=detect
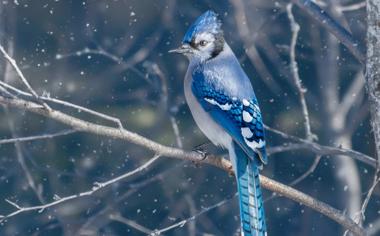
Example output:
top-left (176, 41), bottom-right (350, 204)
top-left (168, 44), bottom-right (191, 54)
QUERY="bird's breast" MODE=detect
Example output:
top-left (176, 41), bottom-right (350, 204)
top-left (184, 71), bottom-right (231, 149)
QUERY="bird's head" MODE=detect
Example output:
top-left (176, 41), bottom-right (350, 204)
top-left (169, 10), bottom-right (224, 62)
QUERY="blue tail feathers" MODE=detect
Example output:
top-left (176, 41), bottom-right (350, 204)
top-left (233, 142), bottom-right (267, 236)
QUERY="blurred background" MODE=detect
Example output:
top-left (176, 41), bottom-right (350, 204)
top-left (0, 0), bottom-right (376, 235)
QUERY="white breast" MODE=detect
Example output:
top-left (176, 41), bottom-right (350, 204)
top-left (184, 70), bottom-right (232, 149)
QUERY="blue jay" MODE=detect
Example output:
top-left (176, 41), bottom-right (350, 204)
top-left (170, 11), bottom-right (267, 236)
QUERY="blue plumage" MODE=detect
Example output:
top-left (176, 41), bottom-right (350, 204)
top-left (234, 142), bottom-right (266, 235)
top-left (182, 11), bottom-right (222, 44)
top-left (192, 69), bottom-right (267, 165)
top-left (171, 10), bottom-right (268, 236)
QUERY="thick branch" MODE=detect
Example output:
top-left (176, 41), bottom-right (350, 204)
top-left (0, 95), bottom-right (366, 235)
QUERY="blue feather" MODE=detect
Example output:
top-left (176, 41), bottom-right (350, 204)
top-left (182, 10), bottom-right (222, 44)
top-left (233, 142), bottom-right (266, 236)
top-left (191, 69), bottom-right (267, 164)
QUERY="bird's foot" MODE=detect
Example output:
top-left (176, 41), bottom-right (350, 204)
top-left (193, 148), bottom-right (208, 161)
top-left (192, 145), bottom-right (209, 167)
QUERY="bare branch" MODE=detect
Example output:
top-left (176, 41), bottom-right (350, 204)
top-left (0, 154), bottom-right (161, 222)
top-left (260, 176), bottom-right (365, 236)
top-left (78, 163), bottom-right (178, 235)
top-left (150, 194), bottom-right (236, 235)
top-left (0, 45), bottom-right (51, 110)
top-left (56, 47), bottom-right (122, 64)
top-left (358, 171), bottom-right (380, 223)
top-left (0, 79), bottom-right (124, 129)
top-left (287, 3), bottom-right (316, 141)
top-left (0, 129), bottom-right (77, 145)
top-left (265, 126), bottom-right (376, 167)
top-left (337, 2), bottom-right (366, 13)
top-left (292, 0), bottom-right (365, 63)
top-left (170, 116), bottom-right (183, 148)
top-left (109, 214), bottom-right (152, 234)
top-left (290, 155), bottom-right (322, 186)
top-left (0, 95), bottom-right (367, 235)
top-left (2, 43), bottom-right (45, 204)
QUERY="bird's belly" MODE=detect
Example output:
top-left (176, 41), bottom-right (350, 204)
top-left (184, 78), bottom-right (231, 149)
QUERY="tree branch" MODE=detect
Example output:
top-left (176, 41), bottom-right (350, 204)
top-left (0, 129), bottom-right (77, 145)
top-left (0, 95), bottom-right (366, 235)
top-left (0, 154), bottom-right (161, 222)
top-left (265, 125), bottom-right (376, 167)
top-left (292, 0), bottom-right (365, 64)
top-left (0, 45), bottom-right (51, 110)
top-left (287, 3), bottom-right (316, 141)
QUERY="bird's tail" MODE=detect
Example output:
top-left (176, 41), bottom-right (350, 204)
top-left (231, 142), bottom-right (267, 236)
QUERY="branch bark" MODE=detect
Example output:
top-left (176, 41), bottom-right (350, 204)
top-left (366, 0), bottom-right (380, 163)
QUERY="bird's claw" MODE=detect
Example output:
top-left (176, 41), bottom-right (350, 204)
top-left (191, 147), bottom-right (209, 167)
top-left (195, 149), bottom-right (208, 160)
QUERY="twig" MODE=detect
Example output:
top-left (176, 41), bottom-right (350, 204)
top-left (290, 155), bottom-right (322, 186)
top-left (109, 214), bottom-right (152, 234)
top-left (54, 47), bottom-right (147, 82)
top-left (0, 95), bottom-right (367, 235)
top-left (0, 154), bottom-right (161, 222)
top-left (150, 193), bottom-right (237, 235)
top-left (343, 169), bottom-right (380, 236)
top-left (0, 129), bottom-right (77, 145)
top-left (292, 0), bottom-right (365, 64)
top-left (170, 115), bottom-right (183, 148)
top-left (56, 47), bottom-right (122, 64)
top-left (0, 45), bottom-right (51, 110)
top-left (337, 2), bottom-right (366, 13)
top-left (359, 171), bottom-right (380, 223)
top-left (287, 3), bottom-right (316, 141)
top-left (0, 84), bottom-right (16, 98)
top-left (265, 125), bottom-right (376, 167)
top-left (0, 80), bottom-right (124, 129)
top-left (78, 162), bottom-right (180, 234)
top-left (2, 43), bottom-right (45, 204)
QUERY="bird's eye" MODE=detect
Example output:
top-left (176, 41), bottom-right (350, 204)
top-left (199, 40), bottom-right (207, 46)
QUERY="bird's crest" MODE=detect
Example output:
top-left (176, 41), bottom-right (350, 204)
top-left (182, 10), bottom-right (222, 44)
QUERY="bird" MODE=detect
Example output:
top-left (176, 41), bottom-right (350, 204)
top-left (169, 10), bottom-right (268, 236)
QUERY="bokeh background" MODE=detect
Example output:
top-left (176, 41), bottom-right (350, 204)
top-left (0, 0), bottom-right (376, 235)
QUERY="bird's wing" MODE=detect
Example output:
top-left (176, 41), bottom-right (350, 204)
top-left (191, 70), bottom-right (267, 165)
